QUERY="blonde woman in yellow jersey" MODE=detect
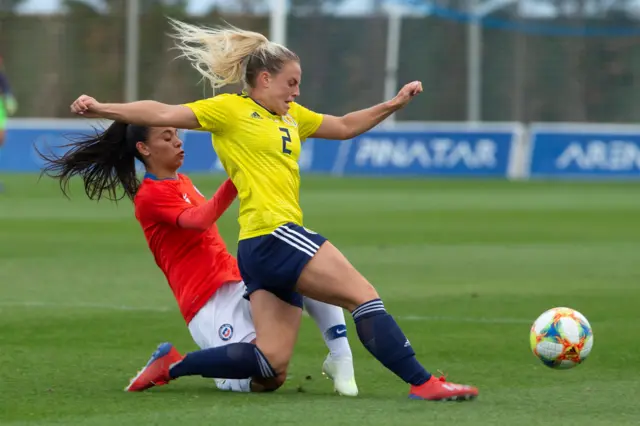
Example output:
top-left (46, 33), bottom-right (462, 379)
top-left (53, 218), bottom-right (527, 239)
top-left (69, 20), bottom-right (478, 401)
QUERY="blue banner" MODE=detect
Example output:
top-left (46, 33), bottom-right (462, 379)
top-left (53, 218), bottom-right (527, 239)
top-left (1, 120), bottom-right (518, 178)
top-left (2, 124), bottom-right (90, 172)
top-left (339, 130), bottom-right (514, 176)
top-left (529, 127), bottom-right (640, 178)
top-left (180, 130), bottom-right (218, 172)
top-left (7, 120), bottom-right (640, 180)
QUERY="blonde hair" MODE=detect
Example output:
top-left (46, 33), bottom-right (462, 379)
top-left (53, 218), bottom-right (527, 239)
top-left (169, 18), bottom-right (299, 91)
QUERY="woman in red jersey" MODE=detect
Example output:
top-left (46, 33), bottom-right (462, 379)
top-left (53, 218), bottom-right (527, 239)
top-left (38, 122), bottom-right (358, 395)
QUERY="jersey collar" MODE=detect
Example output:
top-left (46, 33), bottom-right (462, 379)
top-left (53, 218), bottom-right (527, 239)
top-left (239, 91), bottom-right (279, 117)
top-left (144, 172), bottom-right (178, 181)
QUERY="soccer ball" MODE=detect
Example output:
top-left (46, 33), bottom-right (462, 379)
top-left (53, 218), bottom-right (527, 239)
top-left (530, 307), bottom-right (594, 369)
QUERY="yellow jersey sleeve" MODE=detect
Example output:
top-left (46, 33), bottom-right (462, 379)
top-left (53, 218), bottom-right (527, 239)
top-left (290, 102), bottom-right (323, 141)
top-left (183, 96), bottom-right (229, 133)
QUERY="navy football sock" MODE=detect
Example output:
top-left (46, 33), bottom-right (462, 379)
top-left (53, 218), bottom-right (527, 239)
top-left (169, 343), bottom-right (275, 380)
top-left (352, 299), bottom-right (431, 386)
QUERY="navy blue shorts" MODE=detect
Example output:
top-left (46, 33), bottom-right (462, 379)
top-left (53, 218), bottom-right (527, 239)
top-left (237, 222), bottom-right (328, 308)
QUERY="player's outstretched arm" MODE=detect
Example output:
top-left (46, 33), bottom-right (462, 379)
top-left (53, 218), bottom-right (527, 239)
top-left (311, 81), bottom-right (423, 140)
top-left (70, 94), bottom-right (200, 129)
top-left (177, 179), bottom-right (238, 231)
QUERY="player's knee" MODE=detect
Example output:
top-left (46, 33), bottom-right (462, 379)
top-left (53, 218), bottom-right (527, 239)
top-left (250, 371), bottom-right (287, 392)
top-left (263, 371), bottom-right (287, 391)
top-left (273, 371), bottom-right (287, 389)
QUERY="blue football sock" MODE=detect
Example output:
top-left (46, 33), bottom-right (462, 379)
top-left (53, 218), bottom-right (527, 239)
top-left (352, 299), bottom-right (431, 386)
top-left (169, 343), bottom-right (275, 380)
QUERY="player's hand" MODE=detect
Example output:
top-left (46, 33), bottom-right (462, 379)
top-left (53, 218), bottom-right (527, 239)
top-left (391, 81), bottom-right (423, 109)
top-left (70, 94), bottom-right (104, 118)
top-left (4, 94), bottom-right (17, 116)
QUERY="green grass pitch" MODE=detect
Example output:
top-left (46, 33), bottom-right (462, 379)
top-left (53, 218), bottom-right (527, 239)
top-left (1, 174), bottom-right (640, 425)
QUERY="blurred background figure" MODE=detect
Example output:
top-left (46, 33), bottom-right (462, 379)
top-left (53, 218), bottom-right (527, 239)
top-left (0, 55), bottom-right (17, 191)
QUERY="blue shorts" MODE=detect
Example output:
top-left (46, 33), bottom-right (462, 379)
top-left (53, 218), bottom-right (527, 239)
top-left (237, 223), bottom-right (328, 308)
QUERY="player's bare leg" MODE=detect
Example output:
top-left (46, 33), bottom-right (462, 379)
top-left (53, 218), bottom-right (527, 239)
top-left (250, 289), bottom-right (301, 377)
top-left (214, 291), bottom-right (302, 393)
top-left (296, 241), bottom-right (478, 401)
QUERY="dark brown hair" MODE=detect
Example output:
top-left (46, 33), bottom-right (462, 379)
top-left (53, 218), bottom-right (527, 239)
top-left (37, 122), bottom-right (149, 201)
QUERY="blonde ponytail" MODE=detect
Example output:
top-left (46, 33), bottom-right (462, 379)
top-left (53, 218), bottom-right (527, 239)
top-left (168, 18), bottom-right (299, 91)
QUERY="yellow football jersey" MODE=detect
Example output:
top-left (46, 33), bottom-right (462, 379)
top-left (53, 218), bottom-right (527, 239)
top-left (184, 93), bottom-right (323, 240)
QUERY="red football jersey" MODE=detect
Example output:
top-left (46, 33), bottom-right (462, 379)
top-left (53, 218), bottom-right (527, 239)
top-left (134, 173), bottom-right (242, 324)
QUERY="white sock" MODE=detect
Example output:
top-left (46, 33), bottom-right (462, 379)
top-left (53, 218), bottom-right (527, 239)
top-left (303, 297), bottom-right (353, 358)
top-left (215, 378), bottom-right (251, 392)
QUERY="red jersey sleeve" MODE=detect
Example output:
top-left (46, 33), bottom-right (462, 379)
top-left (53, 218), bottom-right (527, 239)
top-left (211, 178), bottom-right (238, 214)
top-left (135, 183), bottom-right (192, 226)
top-left (177, 179), bottom-right (237, 230)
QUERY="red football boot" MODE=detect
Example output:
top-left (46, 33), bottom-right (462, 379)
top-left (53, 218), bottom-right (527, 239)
top-left (409, 375), bottom-right (478, 401)
top-left (125, 342), bottom-right (184, 392)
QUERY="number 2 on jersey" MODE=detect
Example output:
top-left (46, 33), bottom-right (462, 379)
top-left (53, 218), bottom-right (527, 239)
top-left (279, 127), bottom-right (292, 155)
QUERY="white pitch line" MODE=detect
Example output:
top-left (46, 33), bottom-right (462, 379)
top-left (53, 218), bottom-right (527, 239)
top-left (0, 301), bottom-right (173, 312)
top-left (0, 301), bottom-right (530, 324)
